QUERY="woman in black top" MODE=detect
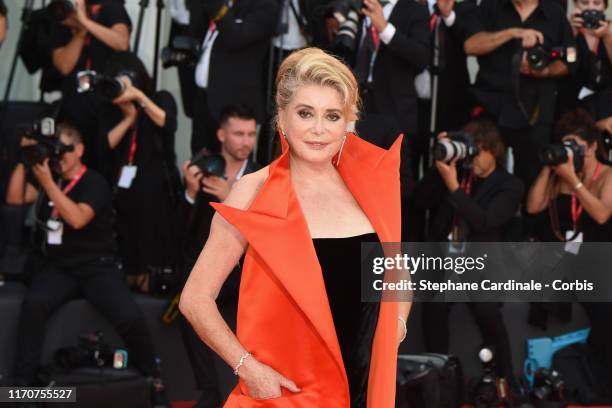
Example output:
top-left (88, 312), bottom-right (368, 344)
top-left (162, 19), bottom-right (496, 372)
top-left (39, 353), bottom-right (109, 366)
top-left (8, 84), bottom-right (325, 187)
top-left (527, 109), bottom-right (612, 388)
top-left (97, 52), bottom-right (180, 289)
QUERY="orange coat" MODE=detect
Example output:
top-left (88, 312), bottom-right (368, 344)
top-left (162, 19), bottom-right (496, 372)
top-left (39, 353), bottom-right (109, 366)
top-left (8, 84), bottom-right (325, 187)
top-left (211, 133), bottom-right (403, 407)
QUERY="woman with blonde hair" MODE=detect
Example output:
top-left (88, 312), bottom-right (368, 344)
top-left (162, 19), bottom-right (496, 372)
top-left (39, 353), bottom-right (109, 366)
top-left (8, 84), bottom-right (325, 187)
top-left (180, 47), bottom-right (409, 407)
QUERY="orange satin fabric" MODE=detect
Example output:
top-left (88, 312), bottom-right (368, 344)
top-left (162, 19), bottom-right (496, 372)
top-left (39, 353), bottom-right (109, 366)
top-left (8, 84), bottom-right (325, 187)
top-left (211, 133), bottom-right (403, 407)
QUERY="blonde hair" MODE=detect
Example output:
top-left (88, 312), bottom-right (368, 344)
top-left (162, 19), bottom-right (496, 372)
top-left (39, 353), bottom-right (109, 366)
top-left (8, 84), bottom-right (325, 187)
top-left (275, 47), bottom-right (361, 123)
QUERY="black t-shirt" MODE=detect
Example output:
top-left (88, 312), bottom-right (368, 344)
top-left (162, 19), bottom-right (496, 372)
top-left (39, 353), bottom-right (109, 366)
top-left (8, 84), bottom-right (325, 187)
top-left (37, 168), bottom-right (118, 267)
top-left (49, 1), bottom-right (132, 91)
top-left (465, 0), bottom-right (575, 126)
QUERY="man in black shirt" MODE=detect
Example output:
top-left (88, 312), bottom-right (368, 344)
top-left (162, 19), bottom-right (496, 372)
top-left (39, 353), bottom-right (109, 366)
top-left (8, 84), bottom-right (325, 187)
top-left (464, 0), bottom-right (575, 189)
top-left (50, 0), bottom-right (131, 169)
top-left (179, 105), bottom-right (260, 407)
top-left (5, 124), bottom-right (166, 406)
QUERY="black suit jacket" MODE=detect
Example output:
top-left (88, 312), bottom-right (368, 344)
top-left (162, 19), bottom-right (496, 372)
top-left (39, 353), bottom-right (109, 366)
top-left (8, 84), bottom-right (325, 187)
top-left (188, 0), bottom-right (279, 122)
top-left (364, 0), bottom-right (430, 134)
top-left (434, 1), bottom-right (476, 130)
top-left (414, 166), bottom-right (524, 242)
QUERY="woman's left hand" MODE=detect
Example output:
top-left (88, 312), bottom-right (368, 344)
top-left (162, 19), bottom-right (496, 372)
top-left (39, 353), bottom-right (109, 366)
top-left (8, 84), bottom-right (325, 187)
top-left (591, 19), bottom-right (610, 38)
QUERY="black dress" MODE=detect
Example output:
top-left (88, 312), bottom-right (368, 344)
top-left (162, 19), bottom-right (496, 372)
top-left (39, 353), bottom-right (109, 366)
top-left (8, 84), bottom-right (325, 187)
top-left (96, 91), bottom-right (181, 274)
top-left (312, 232), bottom-right (380, 408)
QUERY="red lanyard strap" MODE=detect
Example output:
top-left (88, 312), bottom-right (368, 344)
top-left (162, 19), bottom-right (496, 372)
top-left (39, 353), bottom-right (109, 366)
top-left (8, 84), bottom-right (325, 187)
top-left (128, 126), bottom-right (138, 164)
top-left (51, 165), bottom-right (88, 218)
top-left (571, 162), bottom-right (602, 227)
top-left (451, 171), bottom-right (474, 240)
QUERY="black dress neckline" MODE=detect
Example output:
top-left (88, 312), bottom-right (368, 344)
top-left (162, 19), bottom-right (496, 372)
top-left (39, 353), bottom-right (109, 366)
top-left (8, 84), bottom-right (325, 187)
top-left (312, 232), bottom-right (377, 241)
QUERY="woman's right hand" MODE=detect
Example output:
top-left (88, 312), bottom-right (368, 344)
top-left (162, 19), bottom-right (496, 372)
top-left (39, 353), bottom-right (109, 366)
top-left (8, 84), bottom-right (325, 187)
top-left (570, 12), bottom-right (584, 33)
top-left (238, 357), bottom-right (301, 400)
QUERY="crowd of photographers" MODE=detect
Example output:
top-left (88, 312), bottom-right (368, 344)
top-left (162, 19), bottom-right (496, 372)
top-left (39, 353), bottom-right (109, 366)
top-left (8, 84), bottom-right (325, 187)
top-left (1, 0), bottom-right (612, 406)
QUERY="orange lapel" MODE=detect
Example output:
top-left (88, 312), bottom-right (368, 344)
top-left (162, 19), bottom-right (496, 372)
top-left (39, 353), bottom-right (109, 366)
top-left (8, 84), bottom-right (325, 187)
top-left (210, 132), bottom-right (403, 402)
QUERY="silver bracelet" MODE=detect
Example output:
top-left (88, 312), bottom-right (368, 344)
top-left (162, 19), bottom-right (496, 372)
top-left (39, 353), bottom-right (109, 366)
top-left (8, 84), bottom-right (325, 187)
top-left (574, 181), bottom-right (584, 191)
top-left (233, 351), bottom-right (252, 376)
top-left (398, 316), bottom-right (407, 343)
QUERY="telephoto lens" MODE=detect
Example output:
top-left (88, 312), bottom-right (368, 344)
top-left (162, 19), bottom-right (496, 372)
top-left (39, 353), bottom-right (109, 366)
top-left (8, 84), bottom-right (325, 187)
top-left (433, 131), bottom-right (480, 163)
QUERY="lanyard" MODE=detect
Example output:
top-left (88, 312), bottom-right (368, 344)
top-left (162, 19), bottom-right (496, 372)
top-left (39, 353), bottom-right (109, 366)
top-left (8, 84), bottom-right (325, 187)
top-left (128, 126), bottom-right (138, 164)
top-left (571, 162), bottom-right (602, 227)
top-left (51, 165), bottom-right (88, 219)
top-left (83, 4), bottom-right (103, 70)
top-left (429, 13), bottom-right (438, 32)
top-left (451, 171), bottom-right (474, 241)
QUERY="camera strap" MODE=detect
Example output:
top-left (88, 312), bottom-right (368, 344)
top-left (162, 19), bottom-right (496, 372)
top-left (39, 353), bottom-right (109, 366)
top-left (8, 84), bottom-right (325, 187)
top-left (450, 171), bottom-right (474, 242)
top-left (571, 161), bottom-right (602, 226)
top-left (50, 165), bottom-right (88, 219)
top-left (127, 126), bottom-right (138, 165)
top-left (83, 4), bottom-right (104, 70)
top-left (288, 0), bottom-right (309, 39)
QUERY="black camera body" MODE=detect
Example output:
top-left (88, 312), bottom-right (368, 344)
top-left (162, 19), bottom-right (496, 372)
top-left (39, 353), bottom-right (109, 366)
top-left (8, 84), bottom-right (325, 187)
top-left (189, 149), bottom-right (226, 179)
top-left (581, 9), bottom-right (606, 30)
top-left (526, 45), bottom-right (567, 70)
top-left (17, 117), bottom-right (74, 169)
top-left (539, 139), bottom-right (585, 173)
top-left (330, 0), bottom-right (364, 52)
top-left (76, 70), bottom-right (135, 101)
top-left (433, 131), bottom-right (480, 163)
top-left (161, 36), bottom-right (202, 69)
top-left (468, 348), bottom-right (505, 408)
top-left (54, 331), bottom-right (113, 369)
top-left (531, 368), bottom-right (565, 402)
top-left (46, 0), bottom-right (77, 21)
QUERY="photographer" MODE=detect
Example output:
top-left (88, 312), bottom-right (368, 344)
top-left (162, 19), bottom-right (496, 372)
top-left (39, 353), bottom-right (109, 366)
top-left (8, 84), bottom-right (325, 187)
top-left (526, 108), bottom-right (612, 390)
top-left (50, 0), bottom-right (131, 168)
top-left (188, 0), bottom-right (278, 155)
top-left (464, 0), bottom-right (575, 189)
top-left (564, 0), bottom-right (612, 134)
top-left (179, 104), bottom-right (259, 407)
top-left (413, 119), bottom-right (524, 400)
top-left (4, 124), bottom-right (168, 405)
top-left (96, 52), bottom-right (181, 292)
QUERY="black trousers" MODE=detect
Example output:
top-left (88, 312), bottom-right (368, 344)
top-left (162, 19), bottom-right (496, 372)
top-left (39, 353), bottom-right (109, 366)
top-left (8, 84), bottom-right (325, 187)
top-left (13, 258), bottom-right (157, 384)
top-left (192, 88), bottom-right (220, 156)
top-left (423, 302), bottom-right (514, 379)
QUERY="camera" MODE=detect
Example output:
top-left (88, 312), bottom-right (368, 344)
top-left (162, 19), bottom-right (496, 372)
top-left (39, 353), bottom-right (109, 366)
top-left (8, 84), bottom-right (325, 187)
top-left (531, 368), bottom-right (565, 403)
top-left (433, 131), bottom-right (480, 163)
top-left (189, 149), bottom-right (226, 178)
top-left (526, 45), bottom-right (567, 70)
top-left (161, 36), bottom-right (201, 69)
top-left (601, 131), bottom-right (612, 164)
top-left (330, 0), bottom-right (364, 52)
top-left (54, 331), bottom-right (112, 369)
top-left (17, 117), bottom-right (74, 169)
top-left (581, 9), bottom-right (606, 30)
top-left (468, 348), bottom-right (510, 408)
top-left (76, 70), bottom-right (136, 101)
top-left (47, 0), bottom-right (77, 21)
top-left (539, 139), bottom-right (585, 173)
